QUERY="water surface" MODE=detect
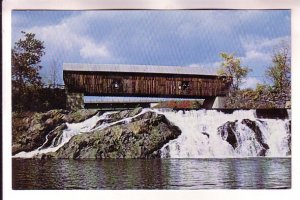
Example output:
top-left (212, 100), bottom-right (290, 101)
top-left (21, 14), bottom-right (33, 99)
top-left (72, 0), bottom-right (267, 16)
top-left (12, 158), bottom-right (291, 189)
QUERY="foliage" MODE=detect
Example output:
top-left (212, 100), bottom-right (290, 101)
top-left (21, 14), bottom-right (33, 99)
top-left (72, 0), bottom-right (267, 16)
top-left (266, 41), bottom-right (291, 94)
top-left (153, 100), bottom-right (203, 109)
top-left (223, 83), bottom-right (289, 109)
top-left (218, 52), bottom-right (251, 91)
top-left (12, 31), bottom-right (45, 88)
top-left (12, 32), bottom-right (67, 112)
top-left (12, 31), bottom-right (45, 111)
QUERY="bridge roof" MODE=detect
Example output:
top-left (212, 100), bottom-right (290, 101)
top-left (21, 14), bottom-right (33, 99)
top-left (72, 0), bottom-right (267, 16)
top-left (63, 63), bottom-right (218, 76)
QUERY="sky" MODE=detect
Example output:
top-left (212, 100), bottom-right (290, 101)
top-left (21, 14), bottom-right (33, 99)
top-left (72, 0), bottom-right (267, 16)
top-left (11, 10), bottom-right (291, 88)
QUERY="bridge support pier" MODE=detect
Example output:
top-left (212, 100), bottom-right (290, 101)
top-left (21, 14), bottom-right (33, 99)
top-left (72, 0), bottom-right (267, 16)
top-left (66, 92), bottom-right (84, 111)
top-left (203, 96), bottom-right (226, 109)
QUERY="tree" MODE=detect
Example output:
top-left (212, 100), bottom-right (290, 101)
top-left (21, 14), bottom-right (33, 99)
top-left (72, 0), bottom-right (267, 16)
top-left (12, 31), bottom-right (45, 111)
top-left (48, 59), bottom-right (59, 87)
top-left (266, 41), bottom-right (291, 94)
top-left (218, 52), bottom-right (251, 91)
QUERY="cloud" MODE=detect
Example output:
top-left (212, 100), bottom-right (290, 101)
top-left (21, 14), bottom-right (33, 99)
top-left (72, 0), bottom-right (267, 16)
top-left (238, 35), bottom-right (291, 76)
top-left (241, 35), bottom-right (290, 53)
top-left (80, 42), bottom-right (110, 59)
top-left (241, 77), bottom-right (262, 89)
top-left (12, 10), bottom-right (290, 84)
top-left (241, 50), bottom-right (271, 64)
top-left (26, 13), bottom-right (113, 62)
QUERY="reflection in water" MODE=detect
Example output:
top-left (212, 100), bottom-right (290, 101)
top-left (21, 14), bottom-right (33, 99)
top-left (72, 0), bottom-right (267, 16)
top-left (12, 158), bottom-right (291, 189)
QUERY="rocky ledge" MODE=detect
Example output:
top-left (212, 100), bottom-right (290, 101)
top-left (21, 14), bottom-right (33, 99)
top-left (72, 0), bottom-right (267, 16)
top-left (13, 108), bottom-right (181, 159)
top-left (217, 119), bottom-right (291, 156)
top-left (13, 109), bottom-right (103, 155)
top-left (48, 111), bottom-right (181, 159)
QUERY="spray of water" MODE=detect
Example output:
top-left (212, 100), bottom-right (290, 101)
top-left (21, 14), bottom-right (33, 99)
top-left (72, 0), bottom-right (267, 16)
top-left (158, 109), bottom-right (290, 158)
top-left (13, 109), bottom-right (290, 158)
top-left (13, 109), bottom-right (154, 158)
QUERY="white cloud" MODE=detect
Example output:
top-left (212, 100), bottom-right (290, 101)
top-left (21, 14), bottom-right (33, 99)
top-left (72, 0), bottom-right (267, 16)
top-left (241, 35), bottom-right (290, 53)
top-left (26, 13), bottom-right (113, 62)
top-left (239, 35), bottom-right (291, 71)
top-left (80, 42), bottom-right (110, 59)
top-left (241, 77), bottom-right (262, 89)
top-left (241, 49), bottom-right (271, 64)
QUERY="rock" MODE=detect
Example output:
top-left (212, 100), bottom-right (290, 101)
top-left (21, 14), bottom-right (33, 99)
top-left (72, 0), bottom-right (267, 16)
top-left (12, 109), bottom-right (100, 155)
top-left (217, 121), bottom-right (238, 149)
top-left (38, 123), bottom-right (68, 149)
top-left (91, 108), bottom-right (145, 129)
top-left (106, 107), bottom-right (143, 121)
top-left (218, 119), bottom-right (269, 155)
top-left (241, 119), bottom-right (269, 151)
top-left (51, 111), bottom-right (181, 159)
top-left (66, 109), bottom-right (100, 123)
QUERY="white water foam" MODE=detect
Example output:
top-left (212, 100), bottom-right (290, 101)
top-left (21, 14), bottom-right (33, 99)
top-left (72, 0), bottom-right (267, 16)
top-left (13, 108), bottom-right (290, 159)
top-left (157, 109), bottom-right (290, 158)
top-left (13, 109), bottom-right (154, 158)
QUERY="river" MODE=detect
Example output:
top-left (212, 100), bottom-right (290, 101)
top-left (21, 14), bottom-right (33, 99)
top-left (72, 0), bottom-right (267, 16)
top-left (12, 109), bottom-right (291, 189)
top-left (12, 158), bottom-right (290, 189)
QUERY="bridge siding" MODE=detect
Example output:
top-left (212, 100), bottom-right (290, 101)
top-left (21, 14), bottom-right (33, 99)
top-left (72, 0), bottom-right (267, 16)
top-left (63, 71), bottom-right (231, 98)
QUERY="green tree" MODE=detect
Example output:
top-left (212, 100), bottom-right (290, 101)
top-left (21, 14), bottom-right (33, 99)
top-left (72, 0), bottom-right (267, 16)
top-left (266, 41), bottom-right (291, 94)
top-left (218, 52), bottom-right (251, 91)
top-left (12, 31), bottom-right (45, 111)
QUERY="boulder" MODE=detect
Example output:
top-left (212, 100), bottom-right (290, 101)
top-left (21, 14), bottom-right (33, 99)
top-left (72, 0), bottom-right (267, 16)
top-left (217, 121), bottom-right (238, 149)
top-left (105, 107), bottom-right (143, 121)
top-left (51, 111), bottom-right (181, 159)
top-left (218, 119), bottom-right (269, 156)
top-left (12, 109), bottom-right (99, 155)
top-left (241, 119), bottom-right (269, 151)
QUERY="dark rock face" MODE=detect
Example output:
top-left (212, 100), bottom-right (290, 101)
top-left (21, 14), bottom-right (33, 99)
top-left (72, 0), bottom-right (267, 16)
top-left (218, 119), bottom-right (269, 156)
top-left (217, 121), bottom-right (238, 149)
top-left (241, 119), bottom-right (269, 150)
top-left (12, 109), bottom-right (99, 155)
top-left (51, 111), bottom-right (181, 159)
top-left (255, 109), bottom-right (289, 119)
top-left (38, 123), bottom-right (67, 150)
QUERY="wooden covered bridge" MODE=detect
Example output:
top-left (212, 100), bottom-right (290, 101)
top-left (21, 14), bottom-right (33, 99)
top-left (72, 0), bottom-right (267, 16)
top-left (63, 63), bottom-right (232, 110)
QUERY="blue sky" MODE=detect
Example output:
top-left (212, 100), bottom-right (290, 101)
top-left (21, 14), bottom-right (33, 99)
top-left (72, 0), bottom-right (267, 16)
top-left (12, 10), bottom-right (291, 88)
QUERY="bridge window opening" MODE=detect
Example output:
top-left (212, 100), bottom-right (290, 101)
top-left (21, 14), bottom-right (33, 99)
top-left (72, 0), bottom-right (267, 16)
top-left (179, 81), bottom-right (190, 90)
top-left (112, 79), bottom-right (122, 91)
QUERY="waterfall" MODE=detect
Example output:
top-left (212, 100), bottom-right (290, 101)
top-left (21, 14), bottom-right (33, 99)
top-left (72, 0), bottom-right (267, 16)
top-left (13, 113), bottom-right (110, 158)
top-left (158, 109), bottom-right (291, 158)
top-left (13, 108), bottom-right (291, 159)
top-left (13, 109), bottom-right (152, 158)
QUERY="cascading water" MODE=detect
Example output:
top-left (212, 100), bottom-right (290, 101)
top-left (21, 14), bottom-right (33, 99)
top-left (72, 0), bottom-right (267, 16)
top-left (13, 108), bottom-right (291, 159)
top-left (13, 112), bottom-right (111, 158)
top-left (13, 109), bottom-right (153, 158)
top-left (158, 109), bottom-right (291, 158)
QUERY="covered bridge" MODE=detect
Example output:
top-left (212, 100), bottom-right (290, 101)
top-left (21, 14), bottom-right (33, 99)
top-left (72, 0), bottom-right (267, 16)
top-left (63, 63), bottom-right (232, 110)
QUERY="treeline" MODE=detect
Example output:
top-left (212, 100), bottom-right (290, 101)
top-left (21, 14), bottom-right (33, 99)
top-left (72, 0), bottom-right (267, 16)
top-left (12, 32), bottom-right (66, 112)
top-left (12, 86), bottom-right (66, 112)
top-left (218, 42), bottom-right (291, 109)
